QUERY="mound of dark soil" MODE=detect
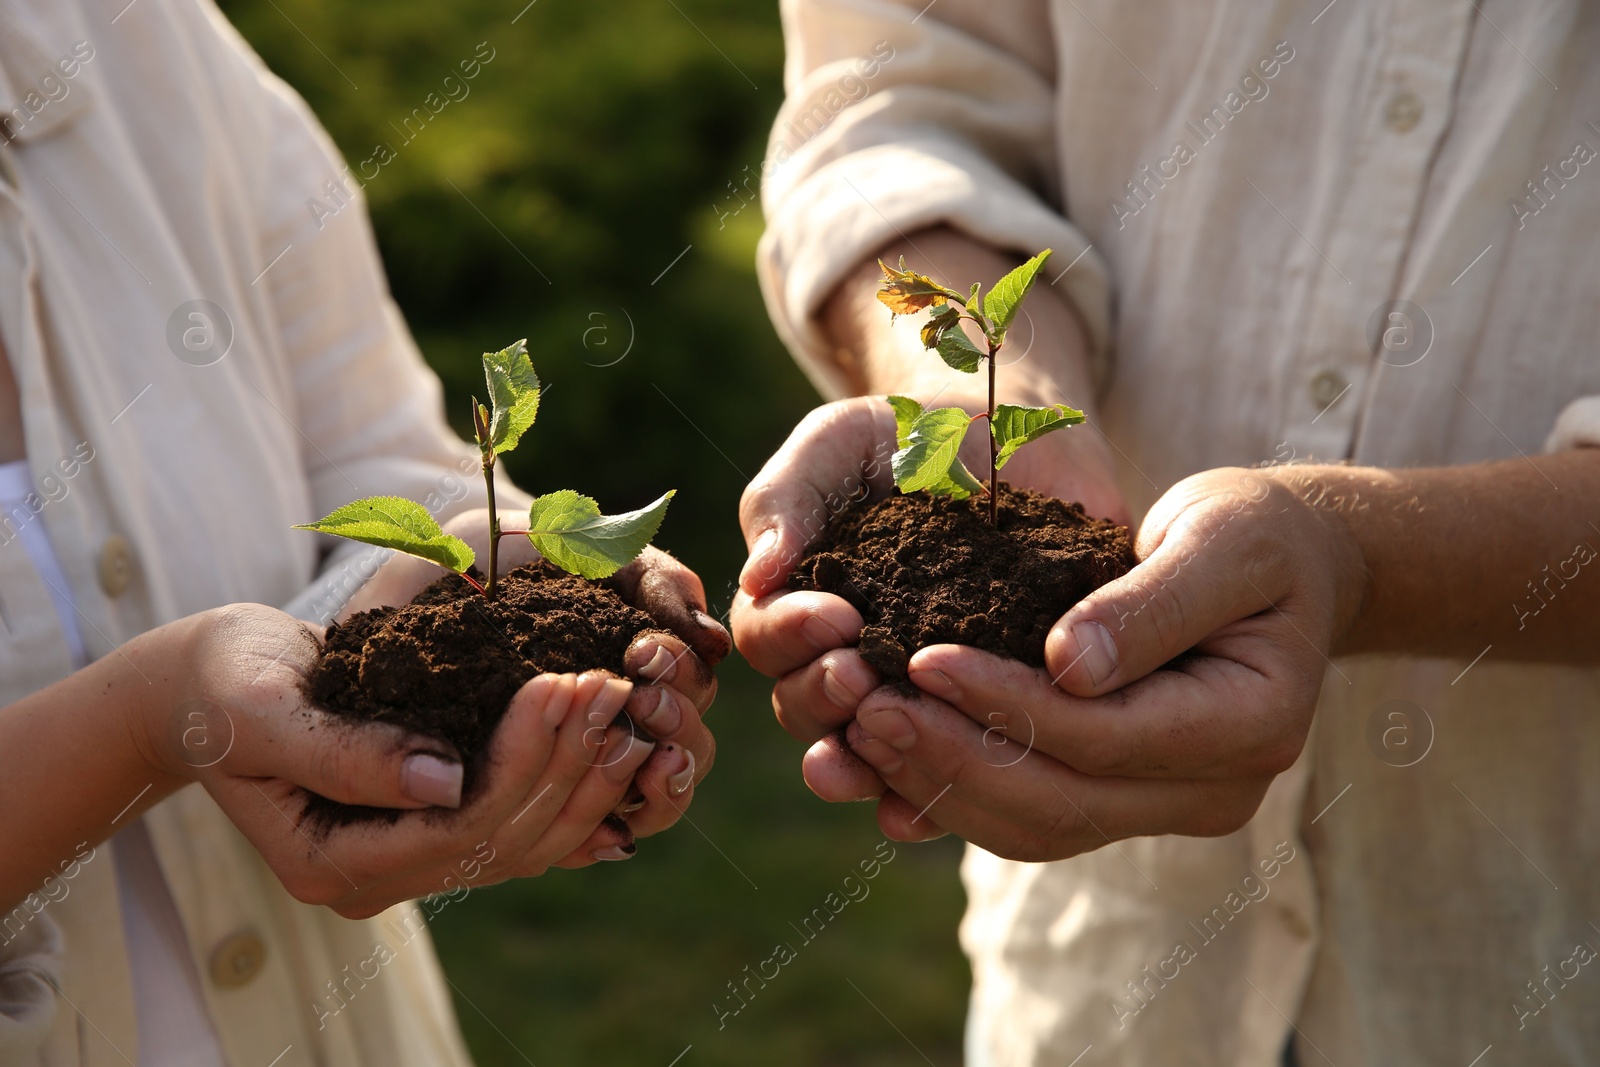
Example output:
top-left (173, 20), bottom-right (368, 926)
top-left (305, 560), bottom-right (665, 823)
top-left (790, 483), bottom-right (1135, 679)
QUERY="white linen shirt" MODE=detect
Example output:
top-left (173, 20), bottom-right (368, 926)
top-left (0, 0), bottom-right (500, 1063)
top-left (759, 1), bottom-right (1600, 1064)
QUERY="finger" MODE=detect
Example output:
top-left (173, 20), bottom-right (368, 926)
top-left (1046, 497), bottom-right (1285, 696)
top-left (731, 589), bottom-right (863, 678)
top-left (549, 817), bottom-right (638, 871)
top-left (738, 397), bottom-right (897, 598)
top-left (908, 643), bottom-right (1305, 779)
top-left (772, 648), bottom-right (879, 743)
top-left (236, 705), bottom-right (463, 811)
top-left (625, 632), bottom-right (716, 712)
top-left (874, 791), bottom-right (952, 844)
top-left (625, 740), bottom-right (702, 838)
top-left (851, 688), bottom-right (1272, 855)
top-left (515, 724), bottom-right (656, 866)
top-left (610, 546), bottom-right (731, 666)
top-left (800, 732), bottom-right (886, 802)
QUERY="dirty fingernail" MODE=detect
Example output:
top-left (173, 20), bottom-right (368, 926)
top-left (858, 706), bottom-right (916, 751)
top-left (668, 748), bottom-right (697, 796)
top-left (1069, 620), bottom-right (1118, 688)
top-left (592, 844), bottom-right (636, 862)
top-left (615, 789), bottom-right (647, 815)
top-left (801, 614), bottom-right (846, 652)
top-left (822, 662), bottom-right (870, 709)
top-left (739, 528), bottom-right (780, 587)
top-left (401, 753), bottom-right (462, 808)
top-left (605, 737), bottom-right (656, 782)
top-left (908, 666), bottom-right (958, 702)
top-left (639, 645), bottom-right (676, 683)
top-left (636, 686), bottom-right (682, 737)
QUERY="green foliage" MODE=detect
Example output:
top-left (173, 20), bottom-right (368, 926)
top-left (886, 394), bottom-right (923, 448)
top-left (981, 249), bottom-right (1053, 344)
top-left (482, 339), bottom-right (541, 454)
top-left (525, 489), bottom-right (675, 580)
top-left (293, 496), bottom-right (475, 572)
top-left (934, 326), bottom-right (984, 373)
top-left (992, 402), bottom-right (1085, 469)
top-left (889, 399), bottom-right (984, 499)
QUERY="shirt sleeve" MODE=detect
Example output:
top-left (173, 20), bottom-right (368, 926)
top-left (1544, 397), bottom-right (1600, 452)
top-left (200, 9), bottom-right (529, 624)
top-left (0, 908), bottom-right (63, 1062)
top-left (757, 0), bottom-right (1113, 400)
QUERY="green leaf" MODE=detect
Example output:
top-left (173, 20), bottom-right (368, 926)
top-left (886, 395), bottom-right (923, 449)
top-left (965, 282), bottom-right (982, 314)
top-left (293, 496), bottom-right (475, 573)
top-left (892, 406), bottom-right (984, 499)
top-left (525, 489), bottom-right (675, 579)
top-left (991, 402), bottom-right (1085, 469)
top-left (482, 339), bottom-right (541, 454)
top-left (935, 326), bottom-right (984, 373)
top-left (981, 249), bottom-right (1053, 343)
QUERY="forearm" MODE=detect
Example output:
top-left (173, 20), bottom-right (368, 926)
top-left (1279, 450), bottom-right (1600, 662)
top-left (0, 618), bottom-right (193, 910)
top-left (821, 226), bottom-right (1099, 411)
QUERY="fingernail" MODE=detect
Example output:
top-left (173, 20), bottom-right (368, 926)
top-left (908, 666), bottom-right (958, 702)
top-left (542, 674), bottom-right (575, 731)
top-left (692, 609), bottom-right (720, 631)
top-left (801, 614), bottom-right (846, 652)
top-left (668, 748), bottom-right (697, 796)
top-left (639, 645), bottom-right (676, 683)
top-left (1069, 621), bottom-right (1118, 688)
top-left (858, 706), bottom-right (916, 751)
top-left (636, 686), bottom-right (682, 737)
top-left (605, 737), bottom-right (656, 782)
top-left (592, 844), bottom-right (636, 862)
top-left (822, 662), bottom-right (870, 709)
top-left (847, 732), bottom-right (903, 776)
top-left (739, 528), bottom-right (780, 587)
top-left (601, 677), bottom-right (634, 708)
top-left (615, 789), bottom-right (647, 815)
top-left (401, 753), bottom-right (463, 808)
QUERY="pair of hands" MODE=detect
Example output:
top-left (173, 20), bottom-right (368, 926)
top-left (146, 509), bottom-right (728, 919)
top-left (733, 394), bottom-right (1363, 860)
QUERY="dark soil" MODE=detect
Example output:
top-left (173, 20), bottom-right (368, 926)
top-left (304, 560), bottom-right (666, 824)
top-left (791, 483), bottom-right (1135, 680)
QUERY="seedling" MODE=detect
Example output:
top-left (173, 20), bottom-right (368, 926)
top-left (295, 339), bottom-right (673, 599)
top-left (876, 249), bottom-right (1084, 525)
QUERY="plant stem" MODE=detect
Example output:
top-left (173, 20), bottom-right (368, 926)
top-left (987, 346), bottom-right (999, 526)
top-left (458, 571), bottom-right (488, 597)
top-left (482, 455), bottom-right (499, 600)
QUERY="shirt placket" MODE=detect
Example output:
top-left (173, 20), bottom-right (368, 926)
top-left (1278, 0), bottom-right (1476, 462)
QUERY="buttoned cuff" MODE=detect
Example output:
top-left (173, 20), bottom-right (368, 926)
top-left (757, 138), bottom-right (1113, 402)
top-left (1544, 396), bottom-right (1600, 452)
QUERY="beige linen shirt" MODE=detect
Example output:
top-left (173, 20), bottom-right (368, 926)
top-left (0, 0), bottom-right (496, 1064)
top-left (760, 1), bottom-right (1600, 1064)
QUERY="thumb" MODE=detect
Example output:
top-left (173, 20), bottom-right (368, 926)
top-left (738, 398), bottom-right (896, 598)
top-left (244, 708), bottom-right (464, 810)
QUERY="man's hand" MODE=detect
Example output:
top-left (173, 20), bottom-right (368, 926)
top-left (842, 466), bottom-right (1364, 856)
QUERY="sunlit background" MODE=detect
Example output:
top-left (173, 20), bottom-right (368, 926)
top-left (218, 1), bottom-right (969, 1063)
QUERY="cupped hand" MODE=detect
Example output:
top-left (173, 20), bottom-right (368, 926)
top-left (732, 395), bottom-right (1129, 822)
top-left (843, 465), bottom-right (1366, 858)
top-left (154, 604), bottom-right (690, 917)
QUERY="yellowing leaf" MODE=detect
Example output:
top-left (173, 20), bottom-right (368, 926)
top-left (482, 339), bottom-right (541, 454)
top-left (876, 257), bottom-right (953, 315)
top-left (294, 496), bottom-right (475, 573)
top-left (525, 490), bottom-right (674, 579)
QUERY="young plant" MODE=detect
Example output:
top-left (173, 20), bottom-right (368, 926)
top-left (295, 339), bottom-right (673, 599)
top-left (876, 249), bottom-right (1084, 525)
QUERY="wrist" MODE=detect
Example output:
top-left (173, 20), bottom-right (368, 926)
top-left (1261, 464), bottom-right (1376, 652)
top-left (123, 612), bottom-right (211, 789)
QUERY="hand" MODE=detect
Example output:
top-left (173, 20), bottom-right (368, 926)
top-left (339, 508), bottom-right (726, 825)
top-left (732, 394), bottom-right (1130, 826)
top-left (842, 465), bottom-right (1365, 858)
top-left (153, 603), bottom-right (693, 918)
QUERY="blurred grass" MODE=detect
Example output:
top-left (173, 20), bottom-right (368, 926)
top-left (218, 0), bottom-right (970, 1062)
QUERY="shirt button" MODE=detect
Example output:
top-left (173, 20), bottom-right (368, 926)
top-left (98, 536), bottom-right (134, 597)
top-left (209, 930), bottom-right (267, 989)
top-left (1385, 91), bottom-right (1423, 133)
top-left (1308, 369), bottom-right (1349, 409)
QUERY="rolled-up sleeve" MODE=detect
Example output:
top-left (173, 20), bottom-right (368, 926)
top-left (757, 0), bottom-right (1112, 400)
top-left (0, 910), bottom-right (62, 1064)
top-left (1544, 396), bottom-right (1600, 452)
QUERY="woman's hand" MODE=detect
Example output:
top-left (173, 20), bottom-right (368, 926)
top-left (732, 395), bottom-right (1129, 827)
top-left (335, 508), bottom-right (725, 843)
top-left (841, 465), bottom-right (1365, 857)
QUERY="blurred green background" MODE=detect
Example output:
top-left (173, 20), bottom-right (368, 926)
top-left (217, 1), bottom-right (969, 1063)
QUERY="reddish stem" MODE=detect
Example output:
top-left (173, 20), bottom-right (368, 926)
top-left (458, 570), bottom-right (488, 596)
